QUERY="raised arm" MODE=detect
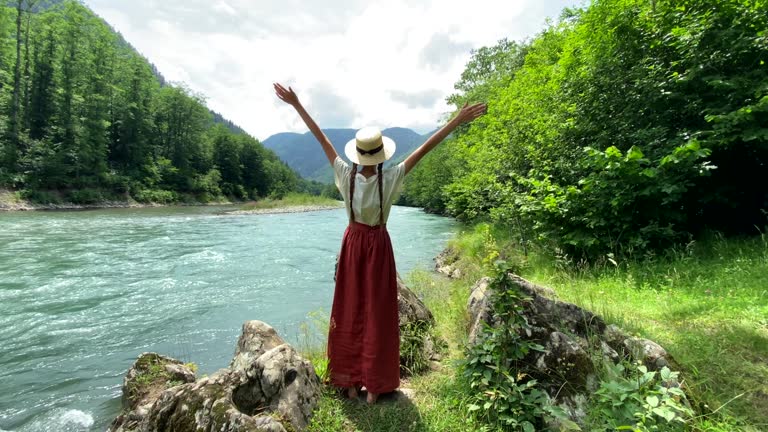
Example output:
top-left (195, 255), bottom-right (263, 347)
top-left (403, 102), bottom-right (487, 175)
top-left (274, 83), bottom-right (338, 165)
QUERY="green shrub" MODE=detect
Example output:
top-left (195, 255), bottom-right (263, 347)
top-left (134, 189), bottom-right (177, 204)
top-left (18, 189), bottom-right (62, 204)
top-left (460, 261), bottom-right (571, 430)
top-left (67, 188), bottom-right (104, 204)
top-left (587, 362), bottom-right (694, 431)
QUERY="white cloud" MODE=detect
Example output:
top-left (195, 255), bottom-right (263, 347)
top-left (213, 1), bottom-right (237, 16)
top-left (84, 0), bottom-right (582, 140)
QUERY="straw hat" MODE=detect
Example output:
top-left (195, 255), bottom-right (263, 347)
top-left (344, 127), bottom-right (396, 166)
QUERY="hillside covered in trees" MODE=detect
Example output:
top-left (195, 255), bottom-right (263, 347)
top-left (402, 0), bottom-right (767, 259)
top-left (0, 0), bottom-right (300, 205)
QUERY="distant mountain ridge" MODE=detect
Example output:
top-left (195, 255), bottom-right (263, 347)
top-left (263, 127), bottom-right (431, 183)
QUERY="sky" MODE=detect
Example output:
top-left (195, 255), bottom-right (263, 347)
top-left (83, 0), bottom-right (582, 141)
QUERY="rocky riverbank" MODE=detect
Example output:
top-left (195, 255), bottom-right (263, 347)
top-left (0, 189), bottom-right (236, 212)
top-left (0, 189), bottom-right (343, 214)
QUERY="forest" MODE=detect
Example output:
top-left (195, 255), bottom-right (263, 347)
top-left (402, 0), bottom-right (767, 259)
top-left (0, 0), bottom-right (302, 205)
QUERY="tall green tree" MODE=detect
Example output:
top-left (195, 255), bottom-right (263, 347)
top-left (154, 85), bottom-right (212, 190)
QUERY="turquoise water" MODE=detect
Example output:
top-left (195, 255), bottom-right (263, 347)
top-left (0, 205), bottom-right (457, 431)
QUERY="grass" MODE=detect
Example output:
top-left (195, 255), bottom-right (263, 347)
top-left (240, 193), bottom-right (341, 210)
top-left (449, 223), bottom-right (768, 431)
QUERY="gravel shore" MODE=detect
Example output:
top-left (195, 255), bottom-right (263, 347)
top-left (0, 189), bottom-right (344, 214)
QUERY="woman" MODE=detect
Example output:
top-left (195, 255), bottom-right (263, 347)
top-left (274, 83), bottom-right (486, 403)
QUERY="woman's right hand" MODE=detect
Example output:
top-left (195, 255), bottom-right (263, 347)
top-left (273, 83), bottom-right (300, 107)
top-left (454, 102), bottom-right (488, 125)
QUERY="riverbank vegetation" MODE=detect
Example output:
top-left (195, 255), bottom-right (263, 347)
top-left (301, 0), bottom-right (768, 430)
top-left (301, 227), bottom-right (766, 431)
top-left (0, 1), bottom-right (305, 206)
top-left (449, 224), bottom-right (767, 431)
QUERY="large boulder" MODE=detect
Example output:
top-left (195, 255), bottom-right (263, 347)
top-left (466, 273), bottom-right (677, 402)
top-left (603, 324), bottom-right (673, 370)
top-left (230, 321), bottom-right (287, 372)
top-left (397, 275), bottom-right (434, 326)
top-left (109, 321), bottom-right (320, 432)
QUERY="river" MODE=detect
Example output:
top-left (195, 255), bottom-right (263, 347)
top-left (0, 205), bottom-right (457, 431)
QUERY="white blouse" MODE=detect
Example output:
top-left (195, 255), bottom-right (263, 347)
top-left (333, 156), bottom-right (406, 226)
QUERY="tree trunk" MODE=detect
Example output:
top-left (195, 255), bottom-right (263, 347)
top-left (9, 0), bottom-right (24, 167)
top-left (22, 9), bottom-right (33, 133)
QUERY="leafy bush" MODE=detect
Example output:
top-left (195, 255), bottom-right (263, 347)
top-left (134, 189), bottom-right (178, 204)
top-left (460, 262), bottom-right (570, 430)
top-left (66, 188), bottom-right (104, 204)
top-left (588, 362), bottom-right (694, 431)
top-left (192, 169), bottom-right (223, 197)
top-left (18, 189), bottom-right (61, 204)
top-left (496, 142), bottom-right (713, 258)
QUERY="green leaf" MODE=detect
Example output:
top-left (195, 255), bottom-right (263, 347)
top-left (558, 419), bottom-right (583, 431)
top-left (646, 395), bottom-right (659, 407)
top-left (653, 407), bottom-right (676, 422)
top-left (626, 146), bottom-right (645, 161)
top-left (522, 421), bottom-right (535, 432)
top-left (660, 367), bottom-right (671, 381)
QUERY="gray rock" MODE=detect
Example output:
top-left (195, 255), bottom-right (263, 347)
top-left (624, 337), bottom-right (671, 370)
top-left (434, 247), bottom-right (461, 278)
top-left (465, 273), bottom-right (681, 428)
top-left (535, 332), bottom-right (593, 388)
top-left (397, 275), bottom-right (434, 326)
top-left (231, 321), bottom-right (286, 373)
top-left (110, 321), bottom-right (320, 432)
top-left (467, 277), bottom-right (493, 345)
top-left (603, 324), bottom-right (675, 371)
top-left (600, 340), bottom-right (620, 363)
top-left (397, 274), bottom-right (444, 374)
top-left (510, 274), bottom-right (606, 337)
top-left (109, 353), bottom-right (196, 432)
top-left (603, 324), bottom-right (626, 350)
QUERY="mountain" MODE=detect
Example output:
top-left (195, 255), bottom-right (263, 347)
top-left (44, 0), bottom-right (248, 137)
top-left (263, 127), bottom-right (431, 183)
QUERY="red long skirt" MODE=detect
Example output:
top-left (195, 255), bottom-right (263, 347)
top-left (327, 222), bottom-right (400, 394)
